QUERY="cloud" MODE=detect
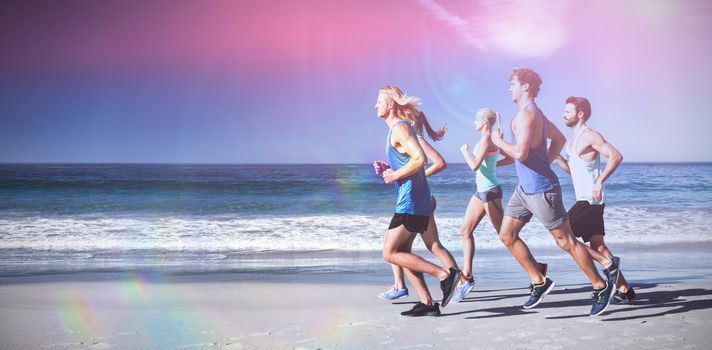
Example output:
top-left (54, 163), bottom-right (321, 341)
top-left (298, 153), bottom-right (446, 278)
top-left (417, 0), bottom-right (488, 51)
top-left (418, 0), bottom-right (578, 59)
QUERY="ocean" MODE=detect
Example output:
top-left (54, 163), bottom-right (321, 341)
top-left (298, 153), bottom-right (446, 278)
top-left (1, 163), bottom-right (711, 280)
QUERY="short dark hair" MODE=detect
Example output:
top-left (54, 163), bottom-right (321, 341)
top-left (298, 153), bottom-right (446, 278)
top-left (565, 96), bottom-right (592, 121)
top-left (509, 68), bottom-right (542, 98)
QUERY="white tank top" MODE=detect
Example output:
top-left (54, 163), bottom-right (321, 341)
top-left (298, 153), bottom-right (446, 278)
top-left (566, 127), bottom-right (603, 204)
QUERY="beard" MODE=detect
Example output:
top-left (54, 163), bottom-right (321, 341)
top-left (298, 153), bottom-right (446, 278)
top-left (564, 118), bottom-right (577, 127)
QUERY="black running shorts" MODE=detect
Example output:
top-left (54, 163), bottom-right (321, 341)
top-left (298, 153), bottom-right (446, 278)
top-left (388, 213), bottom-right (430, 233)
top-left (567, 200), bottom-right (605, 243)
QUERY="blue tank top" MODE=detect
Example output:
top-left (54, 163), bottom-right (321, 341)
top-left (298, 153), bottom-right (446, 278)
top-left (386, 121), bottom-right (432, 215)
top-left (513, 103), bottom-right (560, 194)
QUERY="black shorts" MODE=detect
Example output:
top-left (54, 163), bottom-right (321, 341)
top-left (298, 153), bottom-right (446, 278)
top-left (568, 201), bottom-right (605, 243)
top-left (388, 213), bottom-right (430, 233)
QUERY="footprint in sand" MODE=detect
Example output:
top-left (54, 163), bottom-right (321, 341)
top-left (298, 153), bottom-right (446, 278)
top-left (680, 316), bottom-right (705, 326)
top-left (621, 328), bottom-right (639, 337)
top-left (611, 337), bottom-right (638, 346)
top-left (509, 329), bottom-right (534, 338)
top-left (337, 321), bottom-right (368, 328)
top-left (434, 326), bottom-right (452, 333)
top-left (41, 342), bottom-right (78, 349)
top-left (249, 332), bottom-right (272, 337)
top-left (42, 341), bottom-right (113, 349)
top-left (292, 337), bottom-right (318, 344)
top-left (221, 337), bottom-right (250, 349)
top-left (378, 336), bottom-right (395, 345)
top-left (382, 324), bottom-right (401, 332)
top-left (392, 344), bottom-right (436, 349)
top-left (644, 334), bottom-right (681, 342)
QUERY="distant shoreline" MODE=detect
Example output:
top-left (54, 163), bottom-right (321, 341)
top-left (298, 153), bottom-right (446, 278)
top-left (2, 242), bottom-right (711, 285)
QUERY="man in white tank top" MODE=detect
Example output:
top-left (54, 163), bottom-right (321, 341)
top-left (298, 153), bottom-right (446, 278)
top-left (555, 96), bottom-right (635, 303)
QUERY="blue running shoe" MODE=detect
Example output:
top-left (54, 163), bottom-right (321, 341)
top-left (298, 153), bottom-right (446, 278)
top-left (378, 286), bottom-right (408, 300)
top-left (523, 278), bottom-right (555, 309)
top-left (451, 278), bottom-right (475, 304)
top-left (612, 287), bottom-right (636, 304)
top-left (590, 281), bottom-right (615, 316)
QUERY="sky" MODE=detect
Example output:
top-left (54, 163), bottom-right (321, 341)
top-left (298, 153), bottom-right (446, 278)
top-left (1, 0), bottom-right (711, 163)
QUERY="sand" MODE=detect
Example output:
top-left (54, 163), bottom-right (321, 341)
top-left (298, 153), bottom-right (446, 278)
top-left (1, 274), bottom-right (711, 349)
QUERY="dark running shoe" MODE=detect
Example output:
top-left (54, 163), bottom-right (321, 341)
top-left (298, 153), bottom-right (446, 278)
top-left (400, 302), bottom-right (441, 317)
top-left (603, 256), bottom-right (621, 286)
top-left (613, 288), bottom-right (636, 304)
top-left (440, 268), bottom-right (461, 307)
top-left (590, 281), bottom-right (615, 316)
top-left (523, 277), bottom-right (555, 309)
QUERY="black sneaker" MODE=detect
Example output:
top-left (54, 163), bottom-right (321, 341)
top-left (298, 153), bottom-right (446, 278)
top-left (440, 268), bottom-right (461, 307)
top-left (613, 288), bottom-right (636, 304)
top-left (590, 281), bottom-right (615, 316)
top-left (603, 256), bottom-right (621, 286)
top-left (523, 277), bottom-right (555, 309)
top-left (400, 302), bottom-right (441, 317)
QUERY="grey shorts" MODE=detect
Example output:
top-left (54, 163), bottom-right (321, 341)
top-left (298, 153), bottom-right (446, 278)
top-left (474, 185), bottom-right (503, 203)
top-left (504, 185), bottom-right (568, 230)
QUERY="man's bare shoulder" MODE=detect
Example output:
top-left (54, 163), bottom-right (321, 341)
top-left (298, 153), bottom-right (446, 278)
top-left (581, 127), bottom-right (606, 145)
top-left (513, 108), bottom-right (536, 129)
top-left (517, 107), bottom-right (537, 121)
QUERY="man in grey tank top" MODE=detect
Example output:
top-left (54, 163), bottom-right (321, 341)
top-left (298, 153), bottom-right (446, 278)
top-left (491, 68), bottom-right (616, 316)
top-left (555, 96), bottom-right (635, 303)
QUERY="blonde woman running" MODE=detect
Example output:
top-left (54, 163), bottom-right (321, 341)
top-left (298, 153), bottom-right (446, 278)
top-left (453, 108), bottom-right (547, 302)
top-left (374, 86), bottom-right (460, 315)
